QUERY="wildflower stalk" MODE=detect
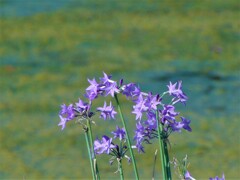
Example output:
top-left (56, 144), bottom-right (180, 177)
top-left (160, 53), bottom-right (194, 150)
top-left (114, 94), bottom-right (139, 180)
top-left (163, 140), bottom-right (172, 179)
top-left (87, 119), bottom-right (100, 180)
top-left (156, 111), bottom-right (167, 180)
top-left (84, 127), bottom-right (96, 180)
top-left (118, 158), bottom-right (124, 180)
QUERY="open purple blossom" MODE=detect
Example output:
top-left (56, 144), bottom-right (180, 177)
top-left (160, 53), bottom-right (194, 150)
top-left (94, 135), bottom-right (115, 154)
top-left (167, 81), bottom-right (188, 104)
top-left (132, 94), bottom-right (148, 120)
top-left (209, 174), bottom-right (225, 180)
top-left (59, 104), bottom-right (75, 121)
top-left (145, 111), bottom-right (157, 130)
top-left (180, 117), bottom-right (192, 132)
top-left (160, 105), bottom-right (179, 124)
top-left (99, 72), bottom-right (120, 97)
top-left (122, 83), bottom-right (141, 100)
top-left (133, 122), bottom-right (145, 153)
top-left (145, 93), bottom-right (161, 110)
top-left (103, 80), bottom-right (119, 97)
top-left (86, 78), bottom-right (99, 100)
top-left (133, 121), bottom-right (157, 153)
top-left (58, 99), bottom-right (95, 130)
top-left (58, 115), bottom-right (67, 130)
top-left (75, 98), bottom-right (89, 112)
top-left (97, 101), bottom-right (117, 120)
top-left (112, 126), bottom-right (126, 141)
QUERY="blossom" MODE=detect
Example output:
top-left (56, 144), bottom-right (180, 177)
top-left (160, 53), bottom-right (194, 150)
top-left (145, 111), bottom-right (157, 130)
top-left (167, 81), bottom-right (188, 104)
top-left (97, 101), bottom-right (117, 120)
top-left (133, 122), bottom-right (145, 153)
top-left (172, 117), bottom-right (192, 132)
top-left (75, 98), bottom-right (89, 112)
top-left (103, 81), bottom-right (119, 97)
top-left (58, 115), bottom-right (67, 130)
top-left (112, 126), bottom-right (126, 141)
top-left (184, 171), bottom-right (195, 180)
top-left (86, 78), bottom-right (99, 100)
top-left (132, 94), bottom-right (148, 120)
top-left (94, 135), bottom-right (115, 154)
top-left (209, 174), bottom-right (225, 180)
top-left (160, 105), bottom-right (179, 124)
top-left (99, 72), bottom-right (120, 97)
top-left (145, 93), bottom-right (161, 110)
top-left (59, 104), bottom-right (75, 120)
top-left (122, 83), bottom-right (141, 100)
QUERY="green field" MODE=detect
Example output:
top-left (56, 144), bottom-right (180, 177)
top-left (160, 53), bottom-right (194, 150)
top-left (0, 0), bottom-right (240, 179)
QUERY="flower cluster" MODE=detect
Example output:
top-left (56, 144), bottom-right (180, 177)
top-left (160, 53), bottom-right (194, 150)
top-left (58, 72), bottom-right (192, 153)
top-left (57, 72), bottom-right (227, 179)
top-left (94, 126), bottom-right (130, 165)
top-left (85, 72), bottom-right (120, 101)
top-left (125, 81), bottom-right (191, 152)
top-left (58, 98), bottom-right (93, 130)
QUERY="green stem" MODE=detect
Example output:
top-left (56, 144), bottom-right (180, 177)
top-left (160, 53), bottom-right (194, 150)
top-left (163, 140), bottom-right (171, 179)
top-left (87, 119), bottom-right (100, 180)
top-left (114, 94), bottom-right (139, 180)
top-left (84, 128), bottom-right (96, 180)
top-left (156, 112), bottom-right (167, 180)
top-left (118, 158), bottom-right (124, 180)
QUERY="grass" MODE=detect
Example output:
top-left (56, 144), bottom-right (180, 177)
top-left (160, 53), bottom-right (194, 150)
top-left (0, 0), bottom-right (239, 179)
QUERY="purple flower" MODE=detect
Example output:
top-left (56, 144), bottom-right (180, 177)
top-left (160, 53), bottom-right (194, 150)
top-left (58, 104), bottom-right (75, 130)
top-left (172, 117), bottom-right (192, 132)
top-left (133, 122), bottom-right (145, 153)
top-left (58, 115), bottom-right (67, 130)
top-left (209, 174), bottom-right (225, 180)
top-left (122, 83), bottom-right (141, 100)
top-left (99, 72), bottom-right (120, 97)
top-left (59, 104), bottom-right (75, 120)
top-left (160, 105), bottom-right (179, 124)
top-left (100, 72), bottom-right (112, 84)
top-left (86, 78), bottom-right (99, 100)
top-left (94, 135), bottom-right (115, 154)
top-left (145, 93), bottom-right (161, 110)
top-left (145, 111), bottom-right (157, 130)
top-left (112, 126), bottom-right (126, 141)
top-left (185, 171), bottom-right (195, 180)
top-left (132, 94), bottom-right (148, 120)
top-left (167, 81), bottom-right (188, 104)
top-left (97, 101), bottom-right (117, 120)
top-left (180, 117), bottom-right (192, 132)
top-left (104, 81), bottom-right (119, 97)
top-left (75, 98), bottom-right (89, 112)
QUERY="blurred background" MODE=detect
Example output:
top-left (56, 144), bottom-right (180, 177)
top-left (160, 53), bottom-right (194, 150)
top-left (0, 0), bottom-right (239, 179)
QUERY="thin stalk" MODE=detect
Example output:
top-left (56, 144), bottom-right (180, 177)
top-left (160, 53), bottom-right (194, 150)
top-left (156, 111), bottom-right (167, 180)
top-left (84, 128), bottom-right (96, 180)
top-left (87, 119), bottom-right (100, 180)
top-left (152, 150), bottom-right (158, 180)
top-left (118, 158), bottom-right (124, 180)
top-left (163, 140), bottom-right (171, 179)
top-left (114, 94), bottom-right (139, 180)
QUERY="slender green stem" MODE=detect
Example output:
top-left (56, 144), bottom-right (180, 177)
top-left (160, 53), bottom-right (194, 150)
top-left (87, 119), bottom-right (100, 180)
top-left (152, 150), bottom-right (158, 180)
top-left (156, 111), bottom-right (167, 180)
top-left (84, 128), bottom-right (96, 180)
top-left (163, 140), bottom-right (171, 179)
top-left (114, 94), bottom-right (139, 180)
top-left (118, 158), bottom-right (124, 180)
